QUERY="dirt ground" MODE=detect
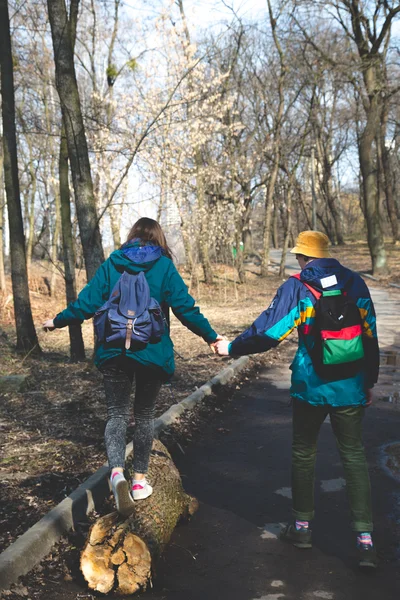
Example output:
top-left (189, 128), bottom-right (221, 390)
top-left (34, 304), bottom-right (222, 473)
top-left (330, 240), bottom-right (400, 285)
top-left (0, 240), bottom-right (399, 590)
top-left (0, 258), bottom-right (292, 555)
top-left (0, 348), bottom-right (295, 600)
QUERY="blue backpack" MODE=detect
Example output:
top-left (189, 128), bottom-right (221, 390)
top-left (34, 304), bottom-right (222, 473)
top-left (94, 271), bottom-right (165, 349)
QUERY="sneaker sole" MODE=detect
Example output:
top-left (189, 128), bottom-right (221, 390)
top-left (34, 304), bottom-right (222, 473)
top-left (358, 559), bottom-right (378, 569)
top-left (115, 479), bottom-right (135, 516)
top-left (291, 541), bottom-right (313, 549)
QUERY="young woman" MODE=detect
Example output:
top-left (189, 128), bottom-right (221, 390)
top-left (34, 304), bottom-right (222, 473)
top-left (43, 218), bottom-right (221, 516)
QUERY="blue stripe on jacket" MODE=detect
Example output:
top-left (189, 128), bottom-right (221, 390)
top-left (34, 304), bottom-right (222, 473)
top-left (229, 259), bottom-right (379, 407)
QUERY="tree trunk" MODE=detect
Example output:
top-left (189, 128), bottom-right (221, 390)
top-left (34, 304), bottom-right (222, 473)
top-left (358, 86), bottom-right (388, 275)
top-left (109, 203), bottom-right (121, 249)
top-left (0, 200), bottom-right (5, 293)
top-left (261, 162), bottom-right (279, 277)
top-left (55, 0), bottom-right (85, 360)
top-left (261, 0), bottom-right (285, 277)
top-left (0, 0), bottom-right (41, 353)
top-left (194, 153), bottom-right (213, 285)
top-left (59, 128), bottom-right (85, 361)
top-left (242, 226), bottom-right (253, 254)
top-left (177, 1), bottom-right (213, 285)
top-left (332, 167), bottom-right (345, 245)
top-left (0, 137), bottom-right (6, 291)
top-left (380, 104), bottom-right (399, 244)
top-left (279, 185), bottom-right (293, 277)
top-left (24, 137), bottom-right (37, 271)
top-left (49, 192), bottom-right (61, 296)
top-left (345, 2), bottom-right (390, 274)
top-left (47, 0), bottom-right (104, 281)
top-left (315, 137), bottom-right (345, 245)
top-left (175, 195), bottom-right (198, 287)
top-left (271, 202), bottom-right (279, 248)
top-left (234, 219), bottom-right (245, 284)
top-left (80, 439), bottom-right (198, 595)
top-left (180, 219), bottom-right (198, 287)
top-left (25, 182), bottom-right (36, 271)
top-left (228, 135), bottom-right (246, 284)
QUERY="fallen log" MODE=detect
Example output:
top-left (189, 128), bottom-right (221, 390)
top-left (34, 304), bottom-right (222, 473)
top-left (80, 438), bottom-right (198, 595)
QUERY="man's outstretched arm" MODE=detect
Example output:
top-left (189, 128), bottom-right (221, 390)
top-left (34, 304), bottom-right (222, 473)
top-left (218, 278), bottom-right (311, 356)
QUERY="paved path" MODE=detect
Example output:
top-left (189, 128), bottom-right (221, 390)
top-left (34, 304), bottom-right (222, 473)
top-left (26, 251), bottom-right (400, 599)
top-left (140, 254), bottom-right (400, 600)
top-left (145, 370), bottom-right (400, 600)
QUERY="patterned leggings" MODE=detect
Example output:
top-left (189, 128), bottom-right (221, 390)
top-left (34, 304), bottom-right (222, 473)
top-left (100, 356), bottom-right (162, 474)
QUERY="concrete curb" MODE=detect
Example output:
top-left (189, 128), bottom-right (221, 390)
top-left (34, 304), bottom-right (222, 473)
top-left (154, 356), bottom-right (249, 435)
top-left (0, 356), bottom-right (250, 590)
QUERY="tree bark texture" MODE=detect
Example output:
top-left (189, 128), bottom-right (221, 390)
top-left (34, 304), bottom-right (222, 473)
top-left (314, 134), bottom-right (344, 245)
top-left (177, 0), bottom-right (213, 285)
top-left (271, 202), bottom-right (279, 248)
top-left (59, 129), bottom-right (85, 360)
top-left (0, 136), bottom-right (6, 291)
top-left (346, 1), bottom-right (392, 274)
top-left (47, 0), bottom-right (105, 281)
top-left (228, 136), bottom-right (246, 284)
top-left (49, 191), bottom-right (61, 296)
top-left (57, 0), bottom-right (85, 361)
top-left (358, 84), bottom-right (388, 274)
top-left (80, 439), bottom-right (198, 595)
top-left (194, 149), bottom-right (213, 284)
top-left (261, 0), bottom-right (285, 277)
top-left (261, 160), bottom-right (280, 277)
top-left (25, 145), bottom-right (37, 271)
top-left (0, 0), bottom-right (41, 353)
top-left (380, 104), bottom-right (399, 244)
top-left (279, 185), bottom-right (293, 277)
top-left (179, 215), bottom-right (198, 288)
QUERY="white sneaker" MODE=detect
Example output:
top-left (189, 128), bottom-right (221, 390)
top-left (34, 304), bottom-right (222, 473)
top-left (111, 472), bottom-right (135, 516)
top-left (132, 479), bottom-right (153, 500)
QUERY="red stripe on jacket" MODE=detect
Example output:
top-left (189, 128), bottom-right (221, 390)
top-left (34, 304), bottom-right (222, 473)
top-left (321, 324), bottom-right (363, 340)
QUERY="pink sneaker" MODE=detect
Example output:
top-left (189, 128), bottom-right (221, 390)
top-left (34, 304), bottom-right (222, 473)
top-left (132, 479), bottom-right (153, 500)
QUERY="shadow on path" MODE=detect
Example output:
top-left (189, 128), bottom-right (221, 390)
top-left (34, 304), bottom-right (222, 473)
top-left (144, 371), bottom-right (400, 600)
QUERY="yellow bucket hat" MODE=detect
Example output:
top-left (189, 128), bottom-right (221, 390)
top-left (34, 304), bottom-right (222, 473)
top-left (290, 230), bottom-right (331, 259)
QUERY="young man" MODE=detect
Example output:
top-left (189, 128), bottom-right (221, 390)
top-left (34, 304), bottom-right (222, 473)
top-left (216, 231), bottom-right (379, 568)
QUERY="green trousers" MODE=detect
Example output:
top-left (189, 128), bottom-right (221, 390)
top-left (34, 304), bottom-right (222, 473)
top-left (291, 399), bottom-right (373, 532)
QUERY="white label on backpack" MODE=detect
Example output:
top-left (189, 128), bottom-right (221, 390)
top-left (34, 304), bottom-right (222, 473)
top-left (320, 275), bottom-right (337, 288)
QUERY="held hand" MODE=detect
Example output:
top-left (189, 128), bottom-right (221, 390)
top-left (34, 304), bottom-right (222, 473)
top-left (43, 319), bottom-right (55, 331)
top-left (365, 388), bottom-right (373, 407)
top-left (215, 339), bottom-right (230, 356)
top-left (209, 335), bottom-right (226, 354)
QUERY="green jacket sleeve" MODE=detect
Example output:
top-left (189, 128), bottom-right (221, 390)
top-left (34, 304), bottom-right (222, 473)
top-left (164, 263), bottom-right (217, 343)
top-left (53, 261), bottom-right (111, 328)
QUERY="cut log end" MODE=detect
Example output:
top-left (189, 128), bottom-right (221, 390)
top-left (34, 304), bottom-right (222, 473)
top-left (81, 439), bottom-right (197, 595)
top-left (80, 542), bottom-right (115, 594)
top-left (81, 528), bottom-right (151, 595)
top-left (117, 534), bottom-right (151, 595)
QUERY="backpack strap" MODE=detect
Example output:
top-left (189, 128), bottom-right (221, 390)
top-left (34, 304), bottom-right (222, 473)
top-left (291, 273), bottom-right (321, 300)
top-left (125, 319), bottom-right (133, 349)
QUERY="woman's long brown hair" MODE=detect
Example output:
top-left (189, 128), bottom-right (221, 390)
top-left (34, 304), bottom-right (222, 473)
top-left (124, 217), bottom-right (173, 259)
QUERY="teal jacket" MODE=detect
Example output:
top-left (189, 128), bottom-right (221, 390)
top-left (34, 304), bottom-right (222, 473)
top-left (53, 242), bottom-right (218, 378)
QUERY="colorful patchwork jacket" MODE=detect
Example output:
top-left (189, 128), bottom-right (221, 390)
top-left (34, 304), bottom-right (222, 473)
top-left (229, 258), bottom-right (379, 407)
